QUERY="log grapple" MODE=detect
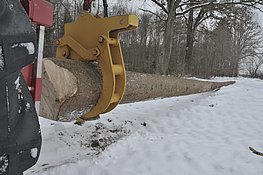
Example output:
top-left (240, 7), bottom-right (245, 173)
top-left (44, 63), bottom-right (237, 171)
top-left (56, 13), bottom-right (138, 122)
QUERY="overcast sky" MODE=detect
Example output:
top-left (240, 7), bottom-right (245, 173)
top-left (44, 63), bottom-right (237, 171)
top-left (109, 0), bottom-right (263, 26)
top-left (255, 11), bottom-right (263, 26)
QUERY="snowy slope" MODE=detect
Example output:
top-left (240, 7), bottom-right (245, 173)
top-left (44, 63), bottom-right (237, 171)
top-left (25, 77), bottom-right (263, 175)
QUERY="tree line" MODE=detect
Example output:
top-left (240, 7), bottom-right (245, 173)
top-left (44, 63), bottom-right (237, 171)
top-left (44, 0), bottom-right (263, 78)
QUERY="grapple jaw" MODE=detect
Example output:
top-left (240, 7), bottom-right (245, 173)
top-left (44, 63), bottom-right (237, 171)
top-left (56, 13), bottom-right (138, 121)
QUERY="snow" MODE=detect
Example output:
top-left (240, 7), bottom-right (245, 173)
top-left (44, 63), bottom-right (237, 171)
top-left (0, 154), bottom-right (9, 174)
top-left (31, 148), bottom-right (38, 159)
top-left (0, 46), bottom-right (4, 70)
top-left (25, 77), bottom-right (263, 175)
top-left (26, 102), bottom-right (31, 110)
top-left (14, 76), bottom-right (20, 90)
top-left (5, 86), bottom-right (9, 114)
top-left (14, 75), bottom-right (23, 113)
top-left (12, 42), bottom-right (35, 55)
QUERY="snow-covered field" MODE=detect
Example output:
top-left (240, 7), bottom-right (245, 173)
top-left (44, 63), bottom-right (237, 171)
top-left (25, 77), bottom-right (263, 175)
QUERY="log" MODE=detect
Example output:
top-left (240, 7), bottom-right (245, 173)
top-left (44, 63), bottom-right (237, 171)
top-left (40, 58), bottom-right (235, 121)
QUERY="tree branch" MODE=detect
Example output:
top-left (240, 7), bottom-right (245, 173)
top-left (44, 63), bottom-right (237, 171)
top-left (139, 8), bottom-right (167, 21)
top-left (176, 1), bottom-right (263, 16)
top-left (150, 0), bottom-right (168, 14)
top-left (249, 147), bottom-right (263, 157)
top-left (58, 0), bottom-right (71, 15)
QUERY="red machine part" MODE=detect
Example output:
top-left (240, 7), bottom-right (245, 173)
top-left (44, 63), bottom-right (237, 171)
top-left (21, 0), bottom-right (53, 27)
top-left (21, 64), bottom-right (42, 102)
top-left (83, 0), bottom-right (92, 11)
top-left (28, 0), bottom-right (53, 27)
top-left (21, 0), bottom-right (53, 112)
top-left (21, 64), bottom-right (34, 87)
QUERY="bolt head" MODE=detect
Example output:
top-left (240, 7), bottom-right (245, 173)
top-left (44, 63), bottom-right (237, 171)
top-left (98, 36), bottom-right (104, 43)
top-left (92, 50), bottom-right (98, 55)
top-left (120, 19), bottom-right (125, 25)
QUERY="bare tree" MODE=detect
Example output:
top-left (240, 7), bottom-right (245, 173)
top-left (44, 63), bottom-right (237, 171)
top-left (245, 55), bottom-right (263, 77)
top-left (226, 7), bottom-right (263, 76)
top-left (42, 0), bottom-right (263, 79)
top-left (144, 0), bottom-right (263, 74)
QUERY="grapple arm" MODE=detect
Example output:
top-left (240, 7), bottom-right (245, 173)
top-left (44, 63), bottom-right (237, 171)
top-left (56, 13), bottom-right (138, 121)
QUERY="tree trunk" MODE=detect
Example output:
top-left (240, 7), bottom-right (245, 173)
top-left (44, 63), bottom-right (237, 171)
top-left (184, 9), bottom-right (194, 75)
top-left (157, 11), bottom-right (175, 75)
top-left (40, 58), bottom-right (235, 121)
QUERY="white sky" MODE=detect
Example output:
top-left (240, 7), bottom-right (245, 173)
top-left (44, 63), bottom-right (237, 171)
top-left (109, 0), bottom-right (263, 26)
top-left (255, 11), bottom-right (263, 26)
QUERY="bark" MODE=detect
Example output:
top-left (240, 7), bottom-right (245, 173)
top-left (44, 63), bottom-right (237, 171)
top-left (157, 13), bottom-right (174, 75)
top-left (184, 9), bottom-right (194, 74)
top-left (40, 58), bottom-right (235, 121)
top-left (157, 1), bottom-right (176, 75)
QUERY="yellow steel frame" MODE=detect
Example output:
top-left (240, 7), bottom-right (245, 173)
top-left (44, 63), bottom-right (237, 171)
top-left (56, 13), bottom-right (138, 121)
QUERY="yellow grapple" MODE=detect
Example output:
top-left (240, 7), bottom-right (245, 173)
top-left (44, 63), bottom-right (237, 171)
top-left (56, 13), bottom-right (138, 121)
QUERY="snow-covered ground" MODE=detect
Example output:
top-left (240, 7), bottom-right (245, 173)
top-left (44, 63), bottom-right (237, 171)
top-left (25, 77), bottom-right (263, 175)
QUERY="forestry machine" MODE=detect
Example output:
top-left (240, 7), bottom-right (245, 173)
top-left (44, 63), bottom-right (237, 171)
top-left (0, 0), bottom-right (138, 174)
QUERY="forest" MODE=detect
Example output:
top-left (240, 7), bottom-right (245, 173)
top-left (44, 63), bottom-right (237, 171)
top-left (43, 0), bottom-right (263, 78)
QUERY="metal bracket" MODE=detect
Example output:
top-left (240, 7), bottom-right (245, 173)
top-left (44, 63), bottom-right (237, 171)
top-left (56, 13), bottom-right (138, 121)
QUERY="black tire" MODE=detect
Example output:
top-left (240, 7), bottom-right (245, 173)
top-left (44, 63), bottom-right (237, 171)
top-left (0, 72), bottom-right (41, 174)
